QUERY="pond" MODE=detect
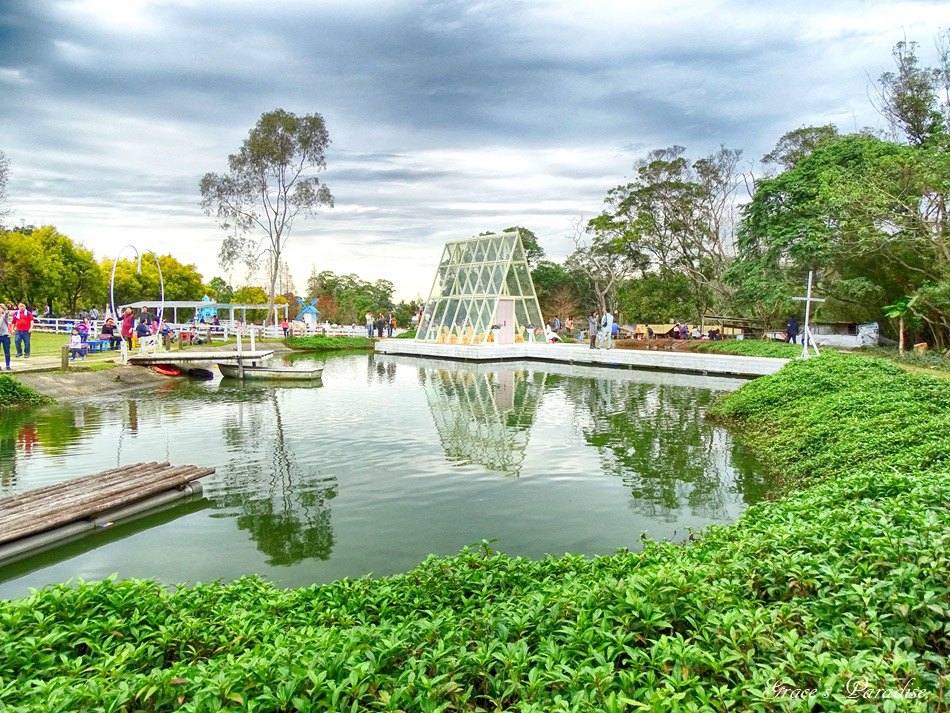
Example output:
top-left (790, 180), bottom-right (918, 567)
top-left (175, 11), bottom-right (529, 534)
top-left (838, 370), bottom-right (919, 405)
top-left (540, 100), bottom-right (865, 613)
top-left (0, 352), bottom-right (775, 599)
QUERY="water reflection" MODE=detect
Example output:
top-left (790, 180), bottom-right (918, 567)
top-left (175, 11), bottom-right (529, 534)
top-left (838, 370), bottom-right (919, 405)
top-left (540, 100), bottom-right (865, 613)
top-left (0, 354), bottom-right (778, 597)
top-left (383, 355), bottom-right (771, 521)
top-left (561, 378), bottom-right (769, 521)
top-left (212, 383), bottom-right (337, 566)
top-left (420, 365), bottom-right (546, 475)
top-left (0, 405), bottom-right (105, 488)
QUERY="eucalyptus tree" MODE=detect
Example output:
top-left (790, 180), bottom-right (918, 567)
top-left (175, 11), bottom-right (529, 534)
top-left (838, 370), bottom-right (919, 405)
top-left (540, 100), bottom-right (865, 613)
top-left (200, 109), bottom-right (333, 325)
top-left (566, 214), bottom-right (649, 316)
top-left (761, 124), bottom-right (841, 171)
top-left (601, 145), bottom-right (743, 319)
top-left (873, 33), bottom-right (949, 146)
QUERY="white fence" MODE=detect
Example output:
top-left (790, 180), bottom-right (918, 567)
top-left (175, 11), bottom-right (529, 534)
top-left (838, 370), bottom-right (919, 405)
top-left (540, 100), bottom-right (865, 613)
top-left (33, 318), bottom-right (407, 340)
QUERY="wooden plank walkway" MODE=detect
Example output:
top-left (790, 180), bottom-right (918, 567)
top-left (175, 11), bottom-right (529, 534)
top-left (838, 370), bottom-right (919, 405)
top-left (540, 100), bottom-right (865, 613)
top-left (0, 462), bottom-right (215, 547)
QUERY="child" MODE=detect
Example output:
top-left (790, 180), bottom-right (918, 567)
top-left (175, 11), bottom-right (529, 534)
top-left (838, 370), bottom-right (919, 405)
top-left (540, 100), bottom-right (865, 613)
top-left (68, 328), bottom-right (86, 360)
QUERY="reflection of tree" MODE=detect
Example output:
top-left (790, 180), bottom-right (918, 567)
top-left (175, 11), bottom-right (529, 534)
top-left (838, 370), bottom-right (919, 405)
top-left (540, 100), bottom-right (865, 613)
top-left (214, 385), bottom-right (337, 566)
top-left (563, 378), bottom-right (770, 521)
top-left (0, 405), bottom-right (105, 487)
top-left (0, 420), bottom-right (17, 488)
top-left (422, 367), bottom-right (546, 475)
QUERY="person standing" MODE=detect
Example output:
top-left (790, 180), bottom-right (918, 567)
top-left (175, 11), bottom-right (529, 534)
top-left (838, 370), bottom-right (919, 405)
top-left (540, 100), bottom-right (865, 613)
top-left (13, 302), bottom-right (33, 359)
top-left (786, 316), bottom-right (799, 344)
top-left (121, 307), bottom-right (135, 349)
top-left (138, 306), bottom-right (153, 330)
top-left (600, 308), bottom-right (614, 349)
top-left (281, 317), bottom-right (290, 337)
top-left (680, 323), bottom-right (689, 340)
top-left (553, 315), bottom-right (561, 333)
top-left (0, 304), bottom-right (11, 370)
top-left (365, 311), bottom-right (374, 338)
top-left (387, 311), bottom-right (395, 337)
top-left (588, 311), bottom-right (599, 349)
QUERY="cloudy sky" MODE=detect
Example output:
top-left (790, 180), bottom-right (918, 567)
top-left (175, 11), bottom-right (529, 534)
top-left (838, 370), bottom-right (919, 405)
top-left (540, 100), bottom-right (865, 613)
top-left (1, 0), bottom-right (947, 300)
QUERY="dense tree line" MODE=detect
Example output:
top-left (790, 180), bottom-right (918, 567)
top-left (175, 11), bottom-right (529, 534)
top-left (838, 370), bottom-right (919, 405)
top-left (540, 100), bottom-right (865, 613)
top-left (304, 268), bottom-right (420, 326)
top-left (0, 225), bottom-right (208, 316)
top-left (530, 32), bottom-right (950, 349)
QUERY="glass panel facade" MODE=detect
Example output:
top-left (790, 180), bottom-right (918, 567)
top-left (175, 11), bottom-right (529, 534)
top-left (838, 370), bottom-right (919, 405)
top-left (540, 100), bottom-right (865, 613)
top-left (417, 232), bottom-right (546, 345)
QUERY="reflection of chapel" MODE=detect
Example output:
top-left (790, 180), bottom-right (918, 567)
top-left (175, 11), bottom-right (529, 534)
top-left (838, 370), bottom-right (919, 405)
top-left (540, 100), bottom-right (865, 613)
top-left (416, 231), bottom-right (545, 345)
top-left (422, 366), bottom-right (547, 475)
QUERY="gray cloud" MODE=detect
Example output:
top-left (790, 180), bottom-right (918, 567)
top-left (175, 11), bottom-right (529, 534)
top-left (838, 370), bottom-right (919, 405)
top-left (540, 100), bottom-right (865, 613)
top-left (0, 0), bottom-right (946, 297)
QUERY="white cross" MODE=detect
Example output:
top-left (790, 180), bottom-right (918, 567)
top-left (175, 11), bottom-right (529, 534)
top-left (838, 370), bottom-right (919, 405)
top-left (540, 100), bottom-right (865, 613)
top-left (792, 270), bottom-right (825, 358)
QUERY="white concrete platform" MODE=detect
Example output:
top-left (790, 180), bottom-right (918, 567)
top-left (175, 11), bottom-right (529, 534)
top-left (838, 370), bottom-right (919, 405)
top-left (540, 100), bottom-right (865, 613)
top-left (374, 340), bottom-right (788, 378)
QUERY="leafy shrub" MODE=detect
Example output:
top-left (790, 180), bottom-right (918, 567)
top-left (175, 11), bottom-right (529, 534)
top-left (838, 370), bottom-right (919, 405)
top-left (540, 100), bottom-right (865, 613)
top-left (0, 374), bottom-right (53, 409)
top-left (284, 335), bottom-right (373, 351)
top-left (1, 356), bottom-right (948, 710)
top-left (691, 339), bottom-right (802, 358)
top-left (395, 328), bottom-right (416, 339)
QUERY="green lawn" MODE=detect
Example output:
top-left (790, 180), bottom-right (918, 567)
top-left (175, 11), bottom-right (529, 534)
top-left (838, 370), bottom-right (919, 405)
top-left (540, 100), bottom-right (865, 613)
top-left (689, 339), bottom-right (804, 358)
top-left (17, 331), bottom-right (117, 359)
top-left (284, 334), bottom-right (373, 350)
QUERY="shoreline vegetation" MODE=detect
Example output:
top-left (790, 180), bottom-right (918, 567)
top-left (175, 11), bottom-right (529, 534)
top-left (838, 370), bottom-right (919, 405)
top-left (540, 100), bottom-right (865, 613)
top-left (1, 355), bottom-right (948, 710)
top-left (284, 334), bottom-right (374, 350)
top-left (0, 374), bottom-right (52, 409)
top-left (688, 339), bottom-right (803, 359)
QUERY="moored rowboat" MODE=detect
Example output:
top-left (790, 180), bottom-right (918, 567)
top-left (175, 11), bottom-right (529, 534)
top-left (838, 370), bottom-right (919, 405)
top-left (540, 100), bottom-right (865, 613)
top-left (217, 363), bottom-right (323, 381)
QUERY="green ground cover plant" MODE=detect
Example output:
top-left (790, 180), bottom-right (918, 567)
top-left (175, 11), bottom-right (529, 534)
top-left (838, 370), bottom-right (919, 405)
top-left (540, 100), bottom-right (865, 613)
top-left (284, 335), bottom-right (373, 351)
top-left (1, 355), bottom-right (948, 711)
top-left (691, 339), bottom-right (803, 358)
top-left (395, 328), bottom-right (416, 339)
top-left (0, 374), bottom-right (53, 409)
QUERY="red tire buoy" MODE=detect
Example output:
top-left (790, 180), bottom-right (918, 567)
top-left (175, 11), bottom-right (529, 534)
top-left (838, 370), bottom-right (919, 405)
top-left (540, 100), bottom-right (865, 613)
top-left (152, 365), bottom-right (181, 376)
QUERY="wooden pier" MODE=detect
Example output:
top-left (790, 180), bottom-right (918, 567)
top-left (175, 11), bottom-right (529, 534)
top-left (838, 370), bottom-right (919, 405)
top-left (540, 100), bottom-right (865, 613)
top-left (0, 462), bottom-right (214, 567)
top-left (127, 350), bottom-right (273, 366)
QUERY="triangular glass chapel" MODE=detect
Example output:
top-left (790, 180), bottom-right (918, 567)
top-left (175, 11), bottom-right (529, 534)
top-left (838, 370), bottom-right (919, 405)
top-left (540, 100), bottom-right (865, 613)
top-left (416, 231), bottom-right (545, 345)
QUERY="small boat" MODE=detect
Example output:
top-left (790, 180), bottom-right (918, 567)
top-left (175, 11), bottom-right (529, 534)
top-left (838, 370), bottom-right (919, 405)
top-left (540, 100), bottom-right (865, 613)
top-left (217, 362), bottom-right (324, 381)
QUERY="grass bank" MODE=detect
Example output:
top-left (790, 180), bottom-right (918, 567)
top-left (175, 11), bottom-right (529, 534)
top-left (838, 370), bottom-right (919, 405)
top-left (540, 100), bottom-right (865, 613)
top-left (285, 334), bottom-right (373, 351)
top-left (2, 356), bottom-right (949, 711)
top-left (0, 374), bottom-right (53, 409)
top-left (690, 339), bottom-right (802, 358)
top-left (858, 345), bottom-right (950, 378)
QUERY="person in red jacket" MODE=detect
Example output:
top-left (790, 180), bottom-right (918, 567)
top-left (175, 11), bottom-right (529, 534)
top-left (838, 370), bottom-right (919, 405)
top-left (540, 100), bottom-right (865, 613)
top-left (120, 307), bottom-right (135, 349)
top-left (13, 302), bottom-right (33, 358)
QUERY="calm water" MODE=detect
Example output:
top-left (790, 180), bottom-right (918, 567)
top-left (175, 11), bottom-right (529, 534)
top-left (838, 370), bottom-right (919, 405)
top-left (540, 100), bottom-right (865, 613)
top-left (0, 353), bottom-right (774, 599)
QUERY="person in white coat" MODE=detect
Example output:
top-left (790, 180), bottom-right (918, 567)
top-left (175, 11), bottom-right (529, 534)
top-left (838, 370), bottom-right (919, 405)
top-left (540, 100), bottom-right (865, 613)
top-left (598, 309), bottom-right (614, 349)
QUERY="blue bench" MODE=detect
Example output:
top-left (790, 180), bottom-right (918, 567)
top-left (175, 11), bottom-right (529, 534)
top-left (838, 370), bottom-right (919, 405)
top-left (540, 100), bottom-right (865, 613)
top-left (85, 339), bottom-right (112, 353)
